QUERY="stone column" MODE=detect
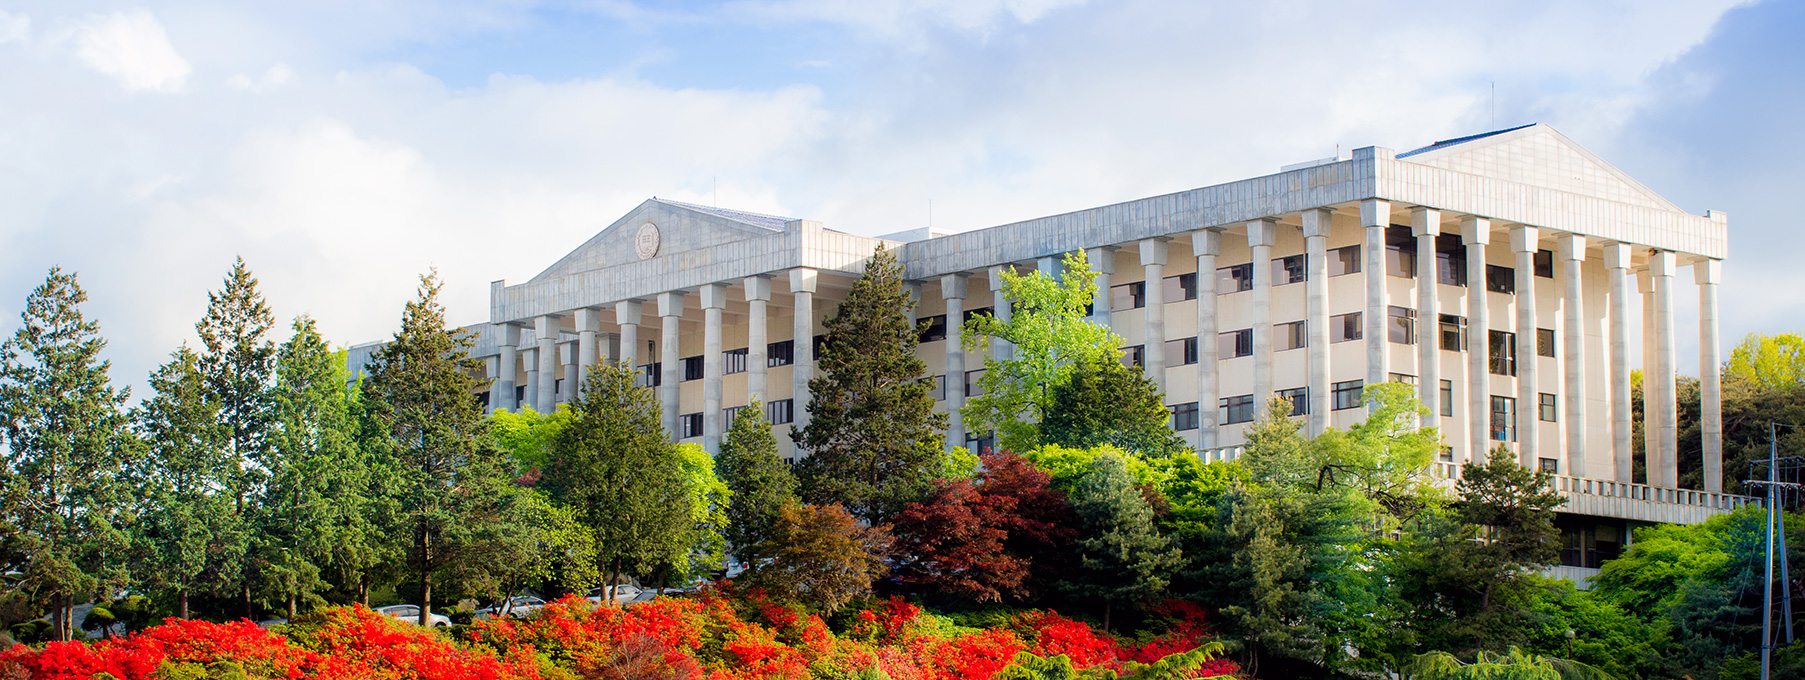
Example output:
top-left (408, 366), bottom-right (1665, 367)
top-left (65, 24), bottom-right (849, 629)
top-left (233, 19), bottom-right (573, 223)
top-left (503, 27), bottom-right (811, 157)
top-left (1194, 230), bottom-right (1222, 447)
top-left (1141, 238), bottom-right (1171, 392)
top-left (1302, 210), bottom-right (1332, 436)
top-left (791, 268), bottom-right (818, 443)
top-left (1087, 247), bottom-right (1116, 325)
top-left (535, 315), bottom-right (559, 412)
top-left (1603, 244), bottom-right (1633, 482)
top-left (1697, 259), bottom-right (1724, 493)
top-left (522, 347), bottom-right (539, 413)
top-left (1639, 269), bottom-right (1659, 484)
top-left (1652, 250), bottom-right (1680, 488)
top-left (1463, 218), bottom-right (1491, 464)
top-left (1557, 235), bottom-right (1587, 477)
top-left (1037, 256), bottom-right (1064, 280)
top-left (902, 281), bottom-right (921, 329)
top-left (1361, 200), bottom-right (1391, 387)
top-left (746, 276), bottom-right (771, 406)
top-left (988, 265), bottom-right (1014, 362)
top-left (701, 283), bottom-right (727, 455)
top-left (1247, 221), bottom-right (1276, 409)
top-left (617, 300), bottom-right (643, 370)
top-left (575, 308), bottom-right (601, 394)
top-left (1413, 208), bottom-right (1442, 425)
top-left (493, 324), bottom-right (519, 413)
top-left (942, 273), bottom-right (969, 450)
top-left (658, 291), bottom-right (687, 439)
top-left (1512, 226), bottom-right (1539, 469)
top-left (560, 342), bottom-right (578, 403)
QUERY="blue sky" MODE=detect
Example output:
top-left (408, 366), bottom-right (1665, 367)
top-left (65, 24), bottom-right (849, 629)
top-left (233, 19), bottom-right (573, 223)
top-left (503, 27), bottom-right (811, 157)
top-left (0, 0), bottom-right (1795, 394)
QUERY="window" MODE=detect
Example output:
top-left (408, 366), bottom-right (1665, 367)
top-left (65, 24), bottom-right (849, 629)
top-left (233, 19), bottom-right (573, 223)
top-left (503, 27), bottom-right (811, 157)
top-left (1489, 331), bottom-right (1517, 376)
top-left (1332, 312), bottom-right (1362, 343)
top-left (766, 399), bottom-right (794, 425)
top-left (768, 340), bottom-right (794, 367)
top-left (724, 348), bottom-right (748, 375)
top-left (1332, 380), bottom-right (1364, 410)
top-left (1329, 245), bottom-right (1361, 276)
top-left (1439, 314), bottom-right (1467, 351)
top-left (1391, 373), bottom-right (1417, 386)
top-left (724, 405), bottom-right (747, 424)
top-left (813, 334), bottom-right (828, 360)
top-left (1274, 254), bottom-right (1306, 285)
top-left (1540, 457), bottom-right (1559, 474)
top-left (965, 369), bottom-right (987, 397)
top-left (1111, 282), bottom-right (1146, 310)
top-left (516, 385), bottom-right (527, 403)
top-left (1440, 447), bottom-right (1455, 463)
top-left (1388, 306), bottom-right (1417, 345)
top-left (1535, 249), bottom-right (1555, 278)
top-left (967, 432), bottom-right (997, 457)
top-left (1163, 273), bottom-right (1197, 302)
top-left (1219, 329), bottom-right (1252, 359)
top-left (918, 315), bottom-right (948, 343)
top-left (1491, 395), bottom-right (1516, 441)
top-left (680, 413), bottom-right (703, 439)
top-left (1276, 321), bottom-right (1306, 351)
top-left (1165, 337), bottom-right (1198, 365)
top-left (1121, 345), bottom-right (1145, 368)
top-left (1537, 328), bottom-right (1556, 358)
top-left (1386, 226), bottom-right (1416, 278)
top-left (964, 307), bottom-right (993, 324)
top-left (1278, 387), bottom-right (1308, 416)
top-left (1171, 402), bottom-right (1200, 431)
top-left (1436, 235), bottom-right (1468, 286)
top-left (1486, 265), bottom-right (1515, 294)
top-left (927, 375), bottom-right (946, 401)
top-left (682, 356), bottom-right (704, 381)
top-left (638, 363), bottom-right (661, 387)
top-left (1220, 394), bottom-right (1255, 424)
top-left (1539, 393), bottom-right (1558, 422)
top-left (1440, 380), bottom-right (1454, 417)
top-left (1217, 264), bottom-right (1254, 293)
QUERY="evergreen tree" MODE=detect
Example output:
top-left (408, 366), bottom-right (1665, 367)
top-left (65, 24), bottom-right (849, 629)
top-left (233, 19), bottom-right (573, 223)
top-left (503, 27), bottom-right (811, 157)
top-left (542, 360), bottom-right (692, 602)
top-left (795, 244), bottom-right (946, 524)
top-left (362, 271), bottom-right (532, 625)
top-left (0, 268), bottom-right (135, 641)
top-left (717, 399), bottom-right (797, 562)
top-left (1066, 452), bottom-right (1183, 630)
top-left (1041, 356), bottom-right (1186, 456)
top-left (130, 345), bottom-right (243, 619)
top-left (741, 503), bottom-right (891, 615)
top-left (195, 257), bottom-right (277, 618)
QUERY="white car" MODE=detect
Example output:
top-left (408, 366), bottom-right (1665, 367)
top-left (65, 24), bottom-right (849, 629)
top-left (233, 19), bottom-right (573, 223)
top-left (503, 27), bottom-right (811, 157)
top-left (474, 595), bottom-right (547, 620)
top-left (375, 604), bottom-right (452, 628)
top-left (586, 585), bottom-right (655, 606)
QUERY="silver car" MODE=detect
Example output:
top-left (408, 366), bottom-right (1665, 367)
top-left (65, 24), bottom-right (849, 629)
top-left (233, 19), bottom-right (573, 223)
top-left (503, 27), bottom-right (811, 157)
top-left (586, 585), bottom-right (656, 606)
top-left (474, 595), bottom-right (547, 620)
top-left (375, 604), bottom-right (452, 628)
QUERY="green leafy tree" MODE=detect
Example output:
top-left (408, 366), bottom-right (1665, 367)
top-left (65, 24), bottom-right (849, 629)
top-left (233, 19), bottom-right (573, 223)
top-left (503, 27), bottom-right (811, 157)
top-left (962, 249), bottom-right (1125, 452)
top-left (1041, 356), bottom-right (1186, 456)
top-left (490, 405), bottom-right (577, 474)
top-left (0, 268), bottom-right (135, 641)
top-left (541, 360), bottom-right (692, 604)
top-left (1401, 647), bottom-right (1618, 680)
top-left (795, 244), bottom-right (946, 524)
top-left (1065, 451), bottom-right (1183, 630)
top-left (362, 271), bottom-right (533, 625)
top-left (666, 442), bottom-right (730, 585)
top-left (717, 399), bottom-right (797, 561)
top-left (195, 257), bottom-right (278, 618)
top-left (741, 503), bottom-right (891, 614)
top-left (1725, 331), bottom-right (1805, 390)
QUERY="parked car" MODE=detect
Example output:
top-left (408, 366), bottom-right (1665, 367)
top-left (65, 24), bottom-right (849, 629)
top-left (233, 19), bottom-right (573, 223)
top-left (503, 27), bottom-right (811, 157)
top-left (474, 595), bottom-right (547, 621)
top-left (375, 604), bottom-right (452, 628)
top-left (586, 584), bottom-right (655, 606)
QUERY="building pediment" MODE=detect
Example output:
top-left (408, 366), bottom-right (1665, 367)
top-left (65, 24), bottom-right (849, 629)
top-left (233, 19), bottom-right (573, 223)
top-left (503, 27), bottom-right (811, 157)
top-left (531, 198), bottom-right (795, 282)
top-left (1397, 123), bottom-right (1683, 213)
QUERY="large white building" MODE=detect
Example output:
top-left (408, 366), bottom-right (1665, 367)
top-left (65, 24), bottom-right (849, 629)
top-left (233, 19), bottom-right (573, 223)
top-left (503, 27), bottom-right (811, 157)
top-left (350, 124), bottom-right (1755, 572)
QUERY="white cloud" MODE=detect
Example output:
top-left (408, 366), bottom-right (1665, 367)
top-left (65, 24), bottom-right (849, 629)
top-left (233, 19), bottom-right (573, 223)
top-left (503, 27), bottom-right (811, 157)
top-left (227, 63), bottom-right (292, 92)
top-left (0, 11), bottom-right (28, 45)
top-left (67, 9), bottom-right (191, 92)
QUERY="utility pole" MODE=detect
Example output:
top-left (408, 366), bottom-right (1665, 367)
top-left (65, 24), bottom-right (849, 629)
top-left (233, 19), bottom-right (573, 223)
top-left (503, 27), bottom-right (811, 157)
top-left (1764, 422), bottom-right (1778, 680)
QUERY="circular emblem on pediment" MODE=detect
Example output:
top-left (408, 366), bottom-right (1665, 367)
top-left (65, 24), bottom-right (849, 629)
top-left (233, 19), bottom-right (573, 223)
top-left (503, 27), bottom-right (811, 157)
top-left (634, 222), bottom-right (661, 260)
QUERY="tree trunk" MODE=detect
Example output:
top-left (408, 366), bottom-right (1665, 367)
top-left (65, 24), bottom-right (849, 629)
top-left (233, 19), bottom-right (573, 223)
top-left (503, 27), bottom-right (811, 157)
top-left (242, 582), bottom-right (254, 621)
top-left (178, 591), bottom-right (189, 620)
top-left (52, 597), bottom-right (66, 642)
top-left (358, 577), bottom-right (370, 607)
top-left (287, 593), bottom-right (297, 621)
top-left (1103, 600), bottom-right (1112, 632)
top-left (420, 573), bottom-right (432, 627)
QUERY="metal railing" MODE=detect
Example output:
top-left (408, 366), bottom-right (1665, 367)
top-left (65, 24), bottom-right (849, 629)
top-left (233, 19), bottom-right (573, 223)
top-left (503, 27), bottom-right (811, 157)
top-left (1431, 461), bottom-right (1761, 512)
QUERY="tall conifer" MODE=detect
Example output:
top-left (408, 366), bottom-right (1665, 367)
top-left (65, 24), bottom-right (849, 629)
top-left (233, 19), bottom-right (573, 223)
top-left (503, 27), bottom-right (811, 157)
top-left (1067, 451), bottom-right (1183, 630)
top-left (717, 399), bottom-right (797, 561)
top-left (195, 257), bottom-right (276, 618)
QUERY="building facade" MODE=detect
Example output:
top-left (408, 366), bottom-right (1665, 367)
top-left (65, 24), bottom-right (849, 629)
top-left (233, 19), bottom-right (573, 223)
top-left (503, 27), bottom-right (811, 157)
top-left (350, 124), bottom-right (1754, 562)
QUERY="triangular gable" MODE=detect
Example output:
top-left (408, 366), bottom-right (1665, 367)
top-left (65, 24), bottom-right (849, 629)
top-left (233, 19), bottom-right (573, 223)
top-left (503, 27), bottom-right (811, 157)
top-left (1397, 124), bottom-right (1682, 213)
top-left (532, 199), bottom-right (794, 282)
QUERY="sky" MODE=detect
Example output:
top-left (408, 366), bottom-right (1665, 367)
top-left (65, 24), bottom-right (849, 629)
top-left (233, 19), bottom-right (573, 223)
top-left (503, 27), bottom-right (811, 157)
top-left (0, 0), bottom-right (1798, 397)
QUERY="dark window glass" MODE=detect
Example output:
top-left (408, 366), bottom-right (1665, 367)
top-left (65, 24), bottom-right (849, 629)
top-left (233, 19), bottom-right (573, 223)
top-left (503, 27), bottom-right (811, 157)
top-left (1540, 457), bottom-right (1559, 474)
top-left (1163, 273), bottom-right (1197, 302)
top-left (1332, 312), bottom-right (1362, 343)
top-left (680, 413), bottom-right (704, 439)
top-left (724, 405), bottom-right (746, 425)
top-left (767, 340), bottom-right (794, 367)
top-left (813, 334), bottom-right (827, 360)
top-left (927, 375), bottom-right (946, 401)
top-left (1165, 337), bottom-right (1198, 365)
top-left (682, 356), bottom-right (704, 381)
top-left (1121, 345), bottom-right (1144, 368)
top-left (766, 399), bottom-right (794, 425)
top-left (1440, 379), bottom-right (1454, 417)
top-left (1489, 331), bottom-right (1517, 376)
top-left (1275, 255), bottom-right (1306, 285)
top-left (1486, 265), bottom-right (1515, 294)
top-left (1278, 387), bottom-right (1308, 416)
top-left (1217, 264), bottom-right (1254, 293)
top-left (1535, 249), bottom-right (1555, 278)
top-left (1276, 321), bottom-right (1306, 351)
top-left (1539, 393), bottom-right (1558, 422)
top-left (1537, 328), bottom-right (1556, 358)
top-left (965, 369), bottom-right (987, 397)
top-left (1332, 380), bottom-right (1364, 410)
top-left (724, 348), bottom-right (748, 375)
top-left (1171, 402), bottom-right (1200, 431)
top-left (1111, 282), bottom-right (1146, 309)
top-left (1440, 314), bottom-right (1467, 351)
top-left (1329, 245), bottom-right (1361, 276)
top-left (964, 307), bottom-right (993, 324)
top-left (1436, 234), bottom-right (1468, 286)
top-left (1387, 226), bottom-right (1417, 278)
top-left (918, 315), bottom-right (948, 343)
top-left (1491, 395), bottom-right (1516, 441)
top-left (1388, 306), bottom-right (1416, 345)
top-left (1220, 395), bottom-right (1255, 424)
top-left (1219, 329), bottom-right (1252, 359)
top-left (639, 363), bottom-right (661, 387)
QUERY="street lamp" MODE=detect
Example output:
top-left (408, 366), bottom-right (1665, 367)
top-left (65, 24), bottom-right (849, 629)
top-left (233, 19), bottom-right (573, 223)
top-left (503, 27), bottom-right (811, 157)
top-left (1565, 629), bottom-right (1575, 658)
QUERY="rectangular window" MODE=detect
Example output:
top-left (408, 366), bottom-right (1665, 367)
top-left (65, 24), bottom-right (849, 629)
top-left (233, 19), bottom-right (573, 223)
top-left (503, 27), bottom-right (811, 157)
top-left (1219, 329), bottom-right (1252, 359)
top-left (1121, 345), bottom-right (1145, 368)
top-left (1539, 392), bottom-right (1558, 422)
top-left (1535, 249), bottom-right (1555, 278)
top-left (1217, 264), bottom-right (1254, 293)
top-left (767, 340), bottom-right (794, 367)
top-left (1387, 226), bottom-right (1417, 278)
top-left (680, 413), bottom-right (704, 439)
top-left (766, 399), bottom-right (794, 425)
top-left (813, 334), bottom-right (828, 360)
top-left (1537, 328), bottom-right (1556, 358)
top-left (1388, 306), bottom-right (1417, 345)
top-left (964, 307), bottom-right (994, 324)
top-left (1274, 254), bottom-right (1306, 285)
top-left (1277, 387), bottom-right (1308, 416)
top-left (1276, 320), bottom-right (1306, 351)
top-left (1439, 314), bottom-right (1467, 351)
top-left (1165, 337), bottom-right (1198, 365)
top-left (1163, 273), bottom-right (1198, 302)
top-left (1539, 457), bottom-right (1559, 474)
top-left (724, 405), bottom-right (747, 425)
top-left (927, 375), bottom-right (946, 401)
top-left (1391, 373), bottom-right (1417, 385)
top-left (1486, 265), bottom-right (1515, 294)
top-left (1332, 380), bottom-right (1365, 411)
top-left (1170, 402), bottom-right (1200, 431)
top-left (1491, 395), bottom-right (1516, 441)
top-left (918, 315), bottom-right (948, 343)
top-left (1436, 235), bottom-right (1468, 286)
top-left (682, 356), bottom-right (704, 381)
top-left (965, 369), bottom-right (987, 397)
top-left (1111, 282), bottom-right (1146, 310)
top-left (1329, 245), bottom-right (1361, 277)
top-left (724, 348), bottom-right (749, 375)
top-left (1332, 312), bottom-right (1362, 343)
top-left (1220, 394), bottom-right (1255, 425)
top-left (639, 363), bottom-right (661, 387)
top-left (1440, 379), bottom-right (1454, 417)
top-left (1489, 331), bottom-right (1517, 376)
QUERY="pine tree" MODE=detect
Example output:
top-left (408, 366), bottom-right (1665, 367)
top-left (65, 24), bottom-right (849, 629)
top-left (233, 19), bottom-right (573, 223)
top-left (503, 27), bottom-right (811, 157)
top-left (795, 244), bottom-right (947, 524)
top-left (362, 271), bottom-right (532, 625)
top-left (195, 257), bottom-right (277, 618)
top-left (0, 268), bottom-right (135, 641)
top-left (1067, 451), bottom-right (1183, 630)
top-left (717, 399), bottom-right (797, 562)
top-left (542, 360), bottom-right (692, 603)
top-left (1041, 356), bottom-right (1186, 456)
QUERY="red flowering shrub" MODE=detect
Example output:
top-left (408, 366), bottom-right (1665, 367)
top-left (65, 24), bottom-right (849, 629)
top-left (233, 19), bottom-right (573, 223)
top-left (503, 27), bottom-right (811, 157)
top-left (0, 618), bottom-right (321, 680)
top-left (300, 606), bottom-right (540, 680)
top-left (848, 597), bottom-right (922, 644)
top-left (917, 629), bottom-right (1025, 680)
top-left (1024, 613), bottom-right (1119, 670)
